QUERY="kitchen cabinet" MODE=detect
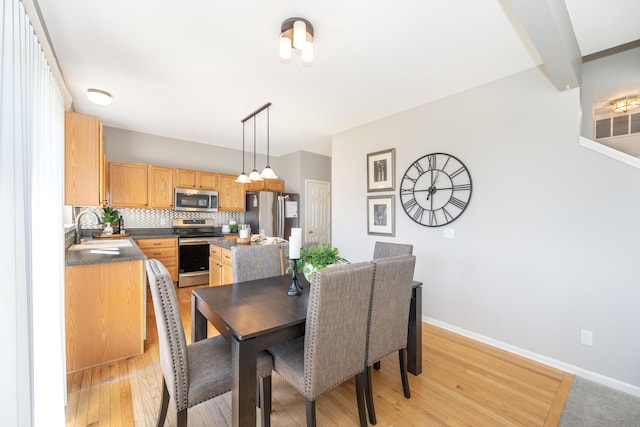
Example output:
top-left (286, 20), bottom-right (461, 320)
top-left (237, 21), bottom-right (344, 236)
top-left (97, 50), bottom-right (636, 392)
top-left (210, 244), bottom-right (233, 286)
top-left (135, 238), bottom-right (178, 283)
top-left (64, 111), bottom-right (106, 206)
top-left (221, 248), bottom-right (233, 284)
top-left (218, 173), bottom-right (246, 211)
top-left (148, 165), bottom-right (174, 208)
top-left (108, 161), bottom-right (149, 208)
top-left (65, 260), bottom-right (144, 373)
top-left (174, 168), bottom-right (218, 190)
top-left (245, 178), bottom-right (285, 192)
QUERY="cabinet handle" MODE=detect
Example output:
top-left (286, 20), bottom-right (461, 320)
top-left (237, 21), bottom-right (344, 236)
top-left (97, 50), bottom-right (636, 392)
top-left (153, 252), bottom-right (162, 256)
top-left (153, 242), bottom-right (162, 245)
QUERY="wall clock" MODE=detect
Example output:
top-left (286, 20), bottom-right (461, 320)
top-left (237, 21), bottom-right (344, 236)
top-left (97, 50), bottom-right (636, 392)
top-left (400, 152), bottom-right (472, 227)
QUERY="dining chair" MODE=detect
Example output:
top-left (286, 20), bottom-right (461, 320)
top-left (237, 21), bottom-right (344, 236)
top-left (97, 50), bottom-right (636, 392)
top-left (146, 259), bottom-right (274, 427)
top-left (268, 262), bottom-right (375, 427)
top-left (372, 241), bottom-right (413, 259)
top-left (364, 254), bottom-right (417, 425)
top-left (232, 244), bottom-right (283, 282)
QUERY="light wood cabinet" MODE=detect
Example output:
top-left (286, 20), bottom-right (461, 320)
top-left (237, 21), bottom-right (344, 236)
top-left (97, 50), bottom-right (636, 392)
top-left (108, 161), bottom-right (149, 208)
top-left (149, 166), bottom-right (174, 208)
top-left (135, 238), bottom-right (178, 282)
top-left (64, 111), bottom-right (106, 206)
top-left (174, 168), bottom-right (218, 190)
top-left (209, 245), bottom-right (223, 287)
top-left (221, 248), bottom-right (234, 284)
top-left (246, 178), bottom-right (285, 192)
top-left (65, 260), bottom-right (144, 373)
top-left (218, 173), bottom-right (246, 211)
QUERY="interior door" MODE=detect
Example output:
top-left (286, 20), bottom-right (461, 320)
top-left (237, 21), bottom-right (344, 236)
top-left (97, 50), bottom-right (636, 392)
top-left (304, 179), bottom-right (331, 245)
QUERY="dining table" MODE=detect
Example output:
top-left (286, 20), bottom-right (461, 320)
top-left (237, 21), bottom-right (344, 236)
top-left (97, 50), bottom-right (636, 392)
top-left (191, 274), bottom-right (423, 427)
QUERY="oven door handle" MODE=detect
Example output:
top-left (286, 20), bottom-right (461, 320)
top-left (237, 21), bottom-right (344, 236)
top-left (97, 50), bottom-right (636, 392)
top-left (179, 239), bottom-right (212, 246)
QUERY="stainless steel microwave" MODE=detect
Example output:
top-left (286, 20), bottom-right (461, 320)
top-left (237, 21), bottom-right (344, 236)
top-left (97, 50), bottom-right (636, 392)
top-left (174, 188), bottom-right (218, 212)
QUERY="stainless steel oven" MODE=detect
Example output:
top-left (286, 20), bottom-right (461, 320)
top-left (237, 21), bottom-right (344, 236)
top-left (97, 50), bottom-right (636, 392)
top-left (174, 218), bottom-right (223, 287)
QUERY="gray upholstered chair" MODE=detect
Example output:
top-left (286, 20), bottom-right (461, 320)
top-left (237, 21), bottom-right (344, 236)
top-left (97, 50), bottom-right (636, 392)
top-left (146, 259), bottom-right (273, 427)
top-left (231, 244), bottom-right (283, 282)
top-left (364, 255), bottom-right (417, 424)
top-left (268, 262), bottom-right (375, 427)
top-left (372, 241), bottom-right (413, 259)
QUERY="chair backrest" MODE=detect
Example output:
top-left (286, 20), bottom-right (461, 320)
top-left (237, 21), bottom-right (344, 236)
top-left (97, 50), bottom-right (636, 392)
top-left (279, 242), bottom-right (289, 275)
top-left (366, 255), bottom-right (416, 365)
top-left (372, 241), bottom-right (413, 259)
top-left (232, 244), bottom-right (283, 282)
top-left (303, 261), bottom-right (374, 400)
top-left (146, 259), bottom-right (189, 410)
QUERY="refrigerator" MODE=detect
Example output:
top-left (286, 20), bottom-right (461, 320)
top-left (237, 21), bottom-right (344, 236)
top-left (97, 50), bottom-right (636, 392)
top-left (245, 191), bottom-right (299, 239)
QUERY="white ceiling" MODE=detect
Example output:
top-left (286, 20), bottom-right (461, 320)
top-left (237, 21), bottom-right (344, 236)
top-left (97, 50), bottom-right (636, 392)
top-left (37, 0), bottom-right (640, 157)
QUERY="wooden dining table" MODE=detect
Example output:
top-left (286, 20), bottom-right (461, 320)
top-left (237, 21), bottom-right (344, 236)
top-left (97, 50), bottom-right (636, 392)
top-left (191, 274), bottom-right (422, 427)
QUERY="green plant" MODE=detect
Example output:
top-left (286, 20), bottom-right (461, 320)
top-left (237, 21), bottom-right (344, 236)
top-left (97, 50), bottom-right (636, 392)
top-left (229, 223), bottom-right (238, 233)
top-left (288, 243), bottom-right (349, 272)
top-left (102, 207), bottom-right (120, 224)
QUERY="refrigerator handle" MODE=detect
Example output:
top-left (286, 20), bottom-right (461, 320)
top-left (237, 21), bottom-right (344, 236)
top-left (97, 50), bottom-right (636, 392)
top-left (278, 196), bottom-right (285, 239)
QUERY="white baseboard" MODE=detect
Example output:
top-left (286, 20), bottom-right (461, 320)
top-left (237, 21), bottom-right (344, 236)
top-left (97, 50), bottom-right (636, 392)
top-left (424, 317), bottom-right (640, 397)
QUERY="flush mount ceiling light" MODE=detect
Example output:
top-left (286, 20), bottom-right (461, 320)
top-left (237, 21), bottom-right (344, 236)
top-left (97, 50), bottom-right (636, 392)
top-left (611, 95), bottom-right (640, 113)
top-left (279, 17), bottom-right (314, 63)
top-left (86, 88), bottom-right (112, 106)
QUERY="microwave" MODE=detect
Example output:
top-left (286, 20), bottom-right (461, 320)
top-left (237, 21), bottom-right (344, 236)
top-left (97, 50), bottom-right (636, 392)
top-left (174, 188), bottom-right (218, 212)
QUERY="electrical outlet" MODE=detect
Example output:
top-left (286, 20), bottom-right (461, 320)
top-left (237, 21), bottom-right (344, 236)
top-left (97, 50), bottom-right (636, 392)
top-left (580, 329), bottom-right (593, 347)
top-left (160, 218), bottom-right (168, 226)
top-left (443, 228), bottom-right (455, 239)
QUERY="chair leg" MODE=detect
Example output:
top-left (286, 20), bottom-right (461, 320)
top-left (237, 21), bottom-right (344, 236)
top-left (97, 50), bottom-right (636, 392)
top-left (305, 399), bottom-right (316, 427)
top-left (364, 365), bottom-right (377, 424)
top-left (260, 375), bottom-right (272, 427)
top-left (177, 408), bottom-right (187, 427)
top-left (355, 372), bottom-right (368, 427)
top-left (373, 361), bottom-right (381, 371)
top-left (156, 378), bottom-right (170, 427)
top-left (399, 348), bottom-right (411, 398)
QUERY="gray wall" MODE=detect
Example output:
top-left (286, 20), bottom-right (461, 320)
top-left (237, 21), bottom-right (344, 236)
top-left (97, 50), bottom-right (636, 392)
top-left (332, 66), bottom-right (640, 393)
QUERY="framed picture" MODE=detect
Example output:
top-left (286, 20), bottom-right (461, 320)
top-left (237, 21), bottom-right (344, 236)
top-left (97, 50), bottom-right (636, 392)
top-left (367, 195), bottom-right (395, 236)
top-left (367, 148), bottom-right (395, 192)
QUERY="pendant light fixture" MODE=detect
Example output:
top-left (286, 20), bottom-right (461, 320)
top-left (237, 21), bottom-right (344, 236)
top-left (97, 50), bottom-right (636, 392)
top-left (235, 121), bottom-right (251, 183)
top-left (260, 105), bottom-right (278, 179)
top-left (248, 115), bottom-right (263, 181)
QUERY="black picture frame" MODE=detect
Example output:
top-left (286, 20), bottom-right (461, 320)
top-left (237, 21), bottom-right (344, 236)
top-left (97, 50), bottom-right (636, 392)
top-left (367, 148), bottom-right (395, 192)
top-left (367, 195), bottom-right (395, 236)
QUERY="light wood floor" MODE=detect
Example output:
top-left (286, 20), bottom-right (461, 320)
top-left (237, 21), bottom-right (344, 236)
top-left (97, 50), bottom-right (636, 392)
top-left (65, 285), bottom-right (573, 426)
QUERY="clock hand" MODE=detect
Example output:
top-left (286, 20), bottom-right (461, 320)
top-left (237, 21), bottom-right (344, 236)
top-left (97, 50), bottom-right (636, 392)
top-left (426, 171), bottom-right (439, 200)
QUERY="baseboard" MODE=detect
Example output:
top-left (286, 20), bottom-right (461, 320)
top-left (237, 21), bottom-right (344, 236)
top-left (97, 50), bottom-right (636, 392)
top-left (424, 317), bottom-right (640, 397)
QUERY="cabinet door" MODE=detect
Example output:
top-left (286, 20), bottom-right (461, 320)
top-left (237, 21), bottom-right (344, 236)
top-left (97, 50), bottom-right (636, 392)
top-left (65, 111), bottom-right (105, 206)
top-left (135, 238), bottom-right (178, 282)
top-left (108, 162), bottom-right (149, 208)
top-left (174, 168), bottom-right (196, 188)
top-left (218, 173), bottom-right (246, 211)
top-left (196, 171), bottom-right (218, 190)
top-left (221, 248), bottom-right (233, 285)
top-left (149, 166), bottom-right (174, 208)
top-left (264, 179), bottom-right (285, 192)
top-left (209, 245), bottom-right (222, 286)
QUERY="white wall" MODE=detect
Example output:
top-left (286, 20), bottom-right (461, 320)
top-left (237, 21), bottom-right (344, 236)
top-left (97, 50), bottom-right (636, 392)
top-left (332, 67), bottom-right (640, 393)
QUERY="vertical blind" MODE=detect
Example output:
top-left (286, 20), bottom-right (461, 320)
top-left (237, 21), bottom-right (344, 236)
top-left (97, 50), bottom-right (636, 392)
top-left (1, 0), bottom-right (66, 425)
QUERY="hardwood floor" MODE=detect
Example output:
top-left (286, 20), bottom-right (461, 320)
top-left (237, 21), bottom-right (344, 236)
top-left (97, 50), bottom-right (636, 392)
top-left (65, 285), bottom-right (573, 426)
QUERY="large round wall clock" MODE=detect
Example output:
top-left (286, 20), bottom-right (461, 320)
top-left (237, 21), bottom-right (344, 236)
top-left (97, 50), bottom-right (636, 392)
top-left (400, 152), bottom-right (472, 227)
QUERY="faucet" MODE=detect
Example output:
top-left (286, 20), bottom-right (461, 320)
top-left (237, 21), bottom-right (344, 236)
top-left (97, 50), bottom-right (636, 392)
top-left (74, 210), bottom-right (102, 244)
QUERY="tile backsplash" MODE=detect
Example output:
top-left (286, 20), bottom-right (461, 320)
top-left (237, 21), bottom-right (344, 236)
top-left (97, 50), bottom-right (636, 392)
top-left (77, 207), bottom-right (244, 229)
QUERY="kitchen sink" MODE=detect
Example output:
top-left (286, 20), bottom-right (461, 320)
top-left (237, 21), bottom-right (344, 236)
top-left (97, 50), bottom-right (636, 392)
top-left (68, 238), bottom-right (133, 251)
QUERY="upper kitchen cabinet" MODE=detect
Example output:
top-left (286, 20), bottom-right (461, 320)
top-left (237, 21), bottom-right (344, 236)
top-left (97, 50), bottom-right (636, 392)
top-left (245, 178), bottom-right (285, 192)
top-left (174, 168), bottom-right (218, 190)
top-left (148, 165), bottom-right (174, 208)
top-left (64, 111), bottom-right (106, 206)
top-left (108, 161), bottom-right (149, 208)
top-left (218, 173), bottom-right (245, 211)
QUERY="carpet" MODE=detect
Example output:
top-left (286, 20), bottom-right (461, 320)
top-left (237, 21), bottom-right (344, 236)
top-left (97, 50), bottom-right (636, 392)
top-left (559, 376), bottom-right (640, 426)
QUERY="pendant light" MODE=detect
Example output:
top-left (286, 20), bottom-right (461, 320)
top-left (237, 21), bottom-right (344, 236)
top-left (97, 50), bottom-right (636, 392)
top-left (248, 115), bottom-right (263, 181)
top-left (235, 121), bottom-right (251, 183)
top-left (260, 105), bottom-right (278, 179)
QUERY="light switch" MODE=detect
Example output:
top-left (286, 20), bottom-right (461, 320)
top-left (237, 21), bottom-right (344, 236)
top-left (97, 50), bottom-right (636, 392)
top-left (443, 228), bottom-right (455, 239)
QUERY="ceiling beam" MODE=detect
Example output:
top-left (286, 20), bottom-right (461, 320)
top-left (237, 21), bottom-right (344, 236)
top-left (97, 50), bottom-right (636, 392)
top-left (507, 0), bottom-right (581, 91)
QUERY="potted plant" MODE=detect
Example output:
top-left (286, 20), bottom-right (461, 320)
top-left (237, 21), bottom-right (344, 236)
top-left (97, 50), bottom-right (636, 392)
top-left (101, 207), bottom-right (120, 234)
top-left (293, 243), bottom-right (349, 282)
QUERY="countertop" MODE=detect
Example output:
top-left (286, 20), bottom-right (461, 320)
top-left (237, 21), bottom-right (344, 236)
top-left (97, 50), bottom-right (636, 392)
top-left (210, 239), bottom-right (288, 250)
top-left (65, 237), bottom-right (147, 267)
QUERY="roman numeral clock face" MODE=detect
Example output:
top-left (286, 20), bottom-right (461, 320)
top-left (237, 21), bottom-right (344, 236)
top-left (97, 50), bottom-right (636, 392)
top-left (400, 153), bottom-right (472, 227)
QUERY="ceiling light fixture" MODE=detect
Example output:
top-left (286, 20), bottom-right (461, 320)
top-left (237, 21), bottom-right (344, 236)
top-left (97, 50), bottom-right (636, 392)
top-left (260, 105), bottom-right (278, 179)
top-left (235, 121), bottom-right (251, 183)
top-left (248, 115), bottom-right (263, 182)
top-left (86, 88), bottom-right (112, 106)
top-left (279, 17), bottom-right (314, 63)
top-left (611, 95), bottom-right (640, 113)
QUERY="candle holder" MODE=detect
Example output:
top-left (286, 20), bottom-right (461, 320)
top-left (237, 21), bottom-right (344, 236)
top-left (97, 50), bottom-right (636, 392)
top-left (287, 258), bottom-right (303, 296)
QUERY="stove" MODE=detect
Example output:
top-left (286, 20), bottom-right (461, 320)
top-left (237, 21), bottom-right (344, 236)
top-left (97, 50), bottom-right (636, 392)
top-left (173, 218), bottom-right (224, 287)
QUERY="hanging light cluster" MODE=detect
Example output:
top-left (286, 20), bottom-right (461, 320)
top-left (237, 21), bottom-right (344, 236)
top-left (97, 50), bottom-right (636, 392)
top-left (236, 102), bottom-right (278, 183)
top-left (279, 17), bottom-right (314, 64)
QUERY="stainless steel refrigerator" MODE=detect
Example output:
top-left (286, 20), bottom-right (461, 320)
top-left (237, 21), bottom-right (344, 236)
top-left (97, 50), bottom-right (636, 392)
top-left (245, 191), bottom-right (299, 239)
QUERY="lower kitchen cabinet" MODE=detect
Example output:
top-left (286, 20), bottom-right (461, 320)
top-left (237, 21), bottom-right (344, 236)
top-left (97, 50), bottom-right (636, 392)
top-left (65, 260), bottom-right (144, 373)
top-left (135, 237), bottom-right (178, 282)
top-left (221, 248), bottom-right (233, 284)
top-left (209, 244), bottom-right (233, 286)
